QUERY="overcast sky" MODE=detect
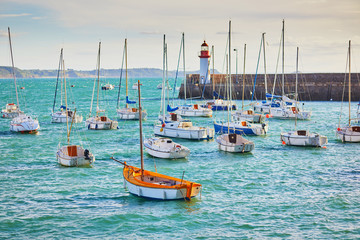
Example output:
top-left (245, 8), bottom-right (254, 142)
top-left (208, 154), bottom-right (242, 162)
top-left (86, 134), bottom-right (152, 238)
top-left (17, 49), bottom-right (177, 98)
top-left (0, 0), bottom-right (359, 73)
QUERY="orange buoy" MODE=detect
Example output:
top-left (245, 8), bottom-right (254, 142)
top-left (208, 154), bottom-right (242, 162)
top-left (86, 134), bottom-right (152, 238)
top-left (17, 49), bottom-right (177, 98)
top-left (266, 114), bottom-right (270, 118)
top-left (337, 128), bottom-right (340, 131)
top-left (322, 146), bottom-right (327, 149)
top-left (160, 128), bottom-right (163, 132)
top-left (282, 141), bottom-right (286, 145)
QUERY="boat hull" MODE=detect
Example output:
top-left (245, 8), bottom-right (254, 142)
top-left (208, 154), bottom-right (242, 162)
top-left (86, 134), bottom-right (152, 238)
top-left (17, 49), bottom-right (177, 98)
top-left (281, 132), bottom-right (328, 147)
top-left (216, 134), bottom-right (254, 153)
top-left (10, 115), bottom-right (40, 133)
top-left (117, 108), bottom-right (147, 120)
top-left (336, 127), bottom-right (360, 143)
top-left (154, 125), bottom-right (214, 140)
top-left (144, 138), bottom-right (190, 159)
top-left (86, 117), bottom-right (118, 130)
top-left (51, 112), bottom-right (83, 123)
top-left (214, 121), bottom-right (267, 136)
top-left (122, 165), bottom-right (201, 200)
top-left (56, 145), bottom-right (95, 167)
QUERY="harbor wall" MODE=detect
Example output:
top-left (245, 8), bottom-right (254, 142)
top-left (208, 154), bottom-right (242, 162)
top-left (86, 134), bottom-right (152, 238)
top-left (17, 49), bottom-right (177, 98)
top-left (178, 73), bottom-right (360, 101)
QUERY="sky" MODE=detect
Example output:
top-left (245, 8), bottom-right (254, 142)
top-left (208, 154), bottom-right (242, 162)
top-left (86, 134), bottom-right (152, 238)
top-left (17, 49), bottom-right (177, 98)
top-left (0, 0), bottom-right (359, 74)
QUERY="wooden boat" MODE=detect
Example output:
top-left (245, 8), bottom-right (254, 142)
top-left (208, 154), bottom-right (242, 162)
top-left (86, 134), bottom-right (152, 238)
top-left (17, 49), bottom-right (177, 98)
top-left (1, 28), bottom-right (24, 119)
top-left (144, 137), bottom-right (190, 159)
top-left (85, 42), bottom-right (118, 130)
top-left (51, 49), bottom-right (83, 123)
top-left (336, 40), bottom-right (360, 142)
top-left (116, 39), bottom-right (147, 120)
top-left (281, 47), bottom-right (327, 147)
top-left (113, 80), bottom-right (201, 200)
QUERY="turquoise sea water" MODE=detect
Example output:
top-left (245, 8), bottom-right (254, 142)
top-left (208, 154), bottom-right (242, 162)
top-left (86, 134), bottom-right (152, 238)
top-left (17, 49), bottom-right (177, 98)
top-left (0, 77), bottom-right (359, 239)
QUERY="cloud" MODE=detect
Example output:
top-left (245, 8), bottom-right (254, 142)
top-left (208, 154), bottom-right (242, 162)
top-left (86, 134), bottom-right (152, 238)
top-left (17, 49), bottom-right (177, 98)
top-left (31, 16), bottom-right (46, 20)
top-left (0, 13), bottom-right (31, 18)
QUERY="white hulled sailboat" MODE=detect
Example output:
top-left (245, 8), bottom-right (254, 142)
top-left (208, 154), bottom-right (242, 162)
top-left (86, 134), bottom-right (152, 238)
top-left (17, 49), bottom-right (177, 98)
top-left (116, 38), bottom-right (147, 120)
top-left (336, 40), bottom-right (360, 142)
top-left (51, 48), bottom-right (83, 123)
top-left (6, 27), bottom-right (40, 133)
top-left (85, 42), bottom-right (118, 130)
top-left (280, 47), bottom-right (327, 147)
top-left (57, 59), bottom-right (95, 167)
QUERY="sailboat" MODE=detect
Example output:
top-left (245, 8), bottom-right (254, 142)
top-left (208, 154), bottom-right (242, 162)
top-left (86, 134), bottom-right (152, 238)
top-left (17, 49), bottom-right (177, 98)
top-left (174, 34), bottom-right (213, 118)
top-left (116, 39), bottom-right (147, 120)
top-left (232, 43), bottom-right (265, 123)
top-left (113, 80), bottom-right (201, 200)
top-left (85, 42), bottom-right (118, 130)
top-left (202, 45), bottom-right (237, 111)
top-left (5, 27), bottom-right (40, 133)
top-left (51, 48), bottom-right (83, 123)
top-left (253, 20), bottom-right (311, 120)
top-left (336, 40), bottom-right (360, 142)
top-left (280, 47), bottom-right (327, 147)
top-left (214, 22), bottom-right (268, 137)
top-left (155, 35), bottom-right (214, 140)
top-left (216, 21), bottom-right (254, 153)
top-left (56, 59), bottom-right (95, 167)
top-left (1, 27), bottom-right (24, 119)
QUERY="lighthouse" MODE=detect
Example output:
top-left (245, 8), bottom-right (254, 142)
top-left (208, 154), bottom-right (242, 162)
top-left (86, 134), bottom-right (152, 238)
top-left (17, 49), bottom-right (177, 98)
top-left (199, 40), bottom-right (210, 84)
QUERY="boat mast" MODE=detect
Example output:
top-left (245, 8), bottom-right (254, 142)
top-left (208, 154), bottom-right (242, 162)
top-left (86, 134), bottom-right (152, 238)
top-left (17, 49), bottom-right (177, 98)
top-left (183, 33), bottom-right (186, 104)
top-left (125, 38), bottom-right (129, 109)
top-left (63, 59), bottom-right (69, 144)
top-left (212, 45), bottom-right (215, 100)
top-left (229, 20), bottom-right (232, 113)
top-left (7, 27), bottom-right (20, 109)
top-left (162, 35), bottom-right (166, 120)
top-left (53, 48), bottom-right (63, 113)
top-left (117, 40), bottom-right (126, 109)
top-left (262, 32), bottom-right (268, 100)
top-left (138, 80), bottom-right (144, 181)
top-left (242, 44), bottom-right (246, 111)
top-left (295, 47), bottom-right (299, 131)
top-left (348, 40), bottom-right (351, 127)
top-left (96, 42), bottom-right (101, 117)
top-left (282, 19), bottom-right (285, 96)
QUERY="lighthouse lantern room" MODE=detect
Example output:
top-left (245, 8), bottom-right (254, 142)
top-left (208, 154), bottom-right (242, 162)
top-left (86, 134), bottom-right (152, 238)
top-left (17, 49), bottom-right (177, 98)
top-left (199, 40), bottom-right (210, 84)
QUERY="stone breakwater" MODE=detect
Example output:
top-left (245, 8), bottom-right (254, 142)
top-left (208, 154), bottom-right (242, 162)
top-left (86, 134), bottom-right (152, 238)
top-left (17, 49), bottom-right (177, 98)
top-left (178, 73), bottom-right (360, 101)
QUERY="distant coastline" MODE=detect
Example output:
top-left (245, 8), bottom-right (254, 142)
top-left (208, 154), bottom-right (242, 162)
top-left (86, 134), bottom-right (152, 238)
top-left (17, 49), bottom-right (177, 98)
top-left (0, 66), bottom-right (220, 79)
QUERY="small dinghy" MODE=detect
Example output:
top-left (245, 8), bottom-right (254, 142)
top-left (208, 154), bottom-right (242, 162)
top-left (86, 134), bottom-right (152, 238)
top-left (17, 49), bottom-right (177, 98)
top-left (216, 133), bottom-right (254, 153)
top-left (57, 145), bottom-right (95, 167)
top-left (144, 137), bottom-right (190, 159)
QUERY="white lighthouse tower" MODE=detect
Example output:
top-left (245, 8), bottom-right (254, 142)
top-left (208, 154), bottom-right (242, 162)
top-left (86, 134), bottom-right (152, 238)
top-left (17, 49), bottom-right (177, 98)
top-left (199, 40), bottom-right (210, 84)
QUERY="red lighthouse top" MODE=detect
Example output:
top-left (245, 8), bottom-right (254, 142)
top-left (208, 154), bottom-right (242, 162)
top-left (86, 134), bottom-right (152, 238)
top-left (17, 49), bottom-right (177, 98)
top-left (199, 40), bottom-right (210, 58)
